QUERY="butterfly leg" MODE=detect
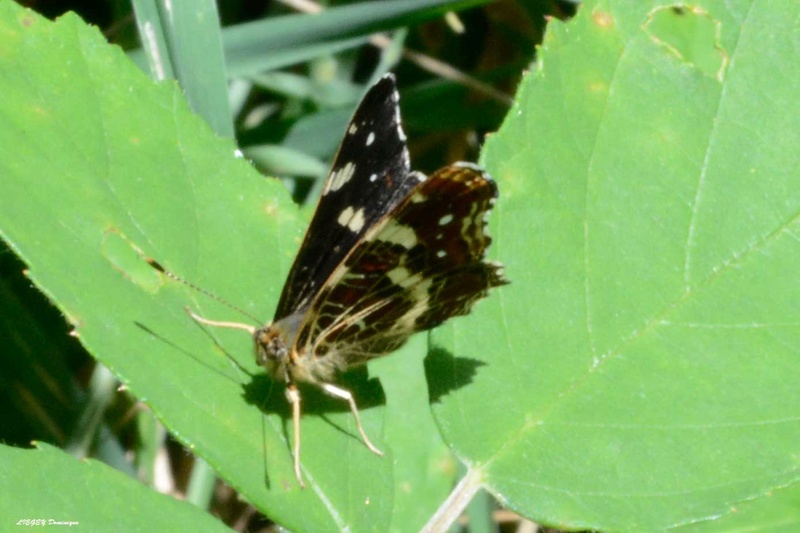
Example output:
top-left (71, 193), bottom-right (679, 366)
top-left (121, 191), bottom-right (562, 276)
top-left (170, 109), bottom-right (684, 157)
top-left (320, 383), bottom-right (384, 457)
top-left (285, 384), bottom-right (306, 488)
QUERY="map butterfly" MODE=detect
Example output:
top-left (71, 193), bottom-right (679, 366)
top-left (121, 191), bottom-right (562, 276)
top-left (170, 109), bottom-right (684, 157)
top-left (191, 74), bottom-right (507, 487)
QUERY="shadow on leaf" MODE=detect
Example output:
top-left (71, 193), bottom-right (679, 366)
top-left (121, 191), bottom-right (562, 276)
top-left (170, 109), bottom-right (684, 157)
top-left (424, 346), bottom-right (486, 403)
top-left (243, 367), bottom-right (386, 488)
top-left (134, 320), bottom-right (249, 385)
top-left (242, 366), bottom-right (385, 417)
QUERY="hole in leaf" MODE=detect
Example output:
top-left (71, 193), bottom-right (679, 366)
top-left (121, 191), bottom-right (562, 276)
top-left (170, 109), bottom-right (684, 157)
top-left (645, 5), bottom-right (727, 79)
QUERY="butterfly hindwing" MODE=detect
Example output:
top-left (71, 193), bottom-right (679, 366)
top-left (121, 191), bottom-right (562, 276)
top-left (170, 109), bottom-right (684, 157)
top-left (295, 163), bottom-right (508, 364)
top-left (274, 74), bottom-right (424, 320)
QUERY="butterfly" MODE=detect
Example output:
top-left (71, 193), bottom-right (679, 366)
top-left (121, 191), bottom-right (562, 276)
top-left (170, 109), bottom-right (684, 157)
top-left (191, 74), bottom-right (507, 487)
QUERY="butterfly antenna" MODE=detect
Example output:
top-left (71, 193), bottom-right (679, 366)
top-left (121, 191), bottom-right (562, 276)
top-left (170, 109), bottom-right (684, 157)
top-left (147, 258), bottom-right (262, 325)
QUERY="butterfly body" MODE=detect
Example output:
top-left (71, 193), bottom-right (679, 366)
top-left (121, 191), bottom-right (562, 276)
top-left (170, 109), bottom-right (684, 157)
top-left (255, 312), bottom-right (342, 384)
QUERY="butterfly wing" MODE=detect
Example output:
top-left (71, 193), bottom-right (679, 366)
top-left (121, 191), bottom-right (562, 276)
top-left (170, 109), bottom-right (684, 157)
top-left (294, 163), bottom-right (508, 365)
top-left (274, 74), bottom-right (424, 321)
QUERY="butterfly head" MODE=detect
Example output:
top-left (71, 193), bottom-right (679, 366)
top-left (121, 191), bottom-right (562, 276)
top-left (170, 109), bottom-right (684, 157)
top-left (254, 312), bottom-right (303, 380)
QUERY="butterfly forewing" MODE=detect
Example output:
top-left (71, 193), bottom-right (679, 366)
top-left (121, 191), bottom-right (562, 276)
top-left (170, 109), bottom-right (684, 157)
top-left (296, 163), bottom-right (508, 365)
top-left (274, 75), bottom-right (423, 320)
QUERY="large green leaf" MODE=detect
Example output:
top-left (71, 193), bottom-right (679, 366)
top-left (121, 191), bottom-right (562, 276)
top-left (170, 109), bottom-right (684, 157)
top-left (0, 443), bottom-right (230, 531)
top-left (432, 0), bottom-right (800, 530)
top-left (0, 3), bottom-right (447, 530)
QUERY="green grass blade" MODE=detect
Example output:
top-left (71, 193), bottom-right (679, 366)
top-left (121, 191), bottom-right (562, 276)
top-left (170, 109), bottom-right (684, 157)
top-left (130, 0), bottom-right (175, 80)
top-left (142, 0), bottom-right (232, 137)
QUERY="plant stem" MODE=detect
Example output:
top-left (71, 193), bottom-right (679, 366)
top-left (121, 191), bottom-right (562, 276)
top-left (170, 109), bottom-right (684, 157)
top-left (421, 466), bottom-right (484, 533)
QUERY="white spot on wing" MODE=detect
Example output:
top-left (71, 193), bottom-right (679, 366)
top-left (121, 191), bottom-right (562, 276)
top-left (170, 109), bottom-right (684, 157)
top-left (348, 123), bottom-right (358, 134)
top-left (377, 219), bottom-right (418, 248)
top-left (348, 208), bottom-right (366, 233)
top-left (337, 206), bottom-right (354, 227)
top-left (369, 173), bottom-right (378, 182)
top-left (387, 266), bottom-right (420, 289)
top-left (366, 132), bottom-right (375, 146)
top-left (391, 88), bottom-right (408, 142)
top-left (438, 214), bottom-right (454, 226)
top-left (323, 161), bottom-right (357, 195)
top-left (385, 268), bottom-right (432, 329)
top-left (408, 171), bottom-right (427, 183)
top-left (336, 206), bottom-right (366, 233)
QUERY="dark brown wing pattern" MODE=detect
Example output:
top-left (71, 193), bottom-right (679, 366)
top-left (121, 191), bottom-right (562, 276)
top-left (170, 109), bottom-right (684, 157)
top-left (295, 162), bottom-right (508, 366)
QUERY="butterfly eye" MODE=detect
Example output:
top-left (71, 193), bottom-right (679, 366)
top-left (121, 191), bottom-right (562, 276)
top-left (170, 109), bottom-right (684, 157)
top-left (255, 328), bottom-right (288, 366)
